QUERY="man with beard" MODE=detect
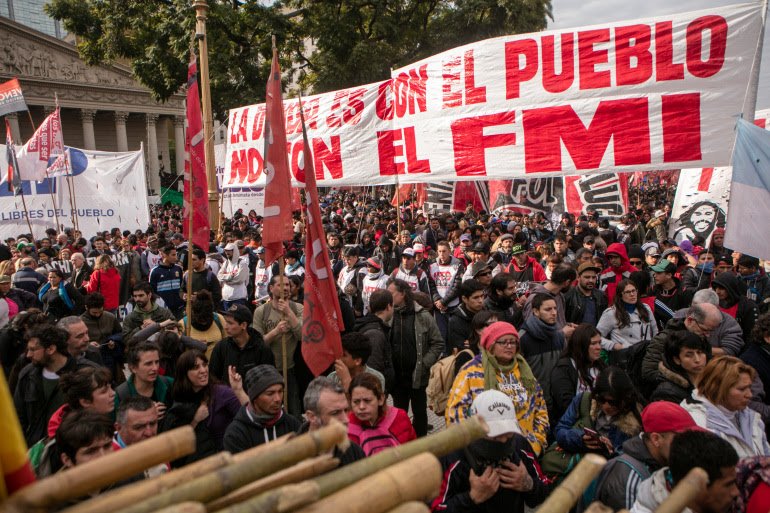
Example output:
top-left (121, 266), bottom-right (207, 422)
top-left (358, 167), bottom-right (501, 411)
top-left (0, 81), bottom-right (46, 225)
top-left (422, 215), bottom-right (446, 251)
top-left (182, 248), bottom-right (222, 306)
top-left (431, 390), bottom-right (551, 512)
top-left (522, 265), bottom-right (577, 338)
top-left (564, 262), bottom-right (607, 327)
top-left (430, 241), bottom-right (465, 342)
top-left (737, 255), bottom-right (770, 306)
top-left (357, 257), bottom-right (389, 317)
top-left (651, 261), bottom-right (694, 329)
top-left (122, 283), bottom-right (175, 341)
top-left (496, 234), bottom-right (516, 266)
top-left (484, 272), bottom-right (524, 327)
top-left (454, 234), bottom-right (475, 267)
top-left (14, 324), bottom-right (99, 445)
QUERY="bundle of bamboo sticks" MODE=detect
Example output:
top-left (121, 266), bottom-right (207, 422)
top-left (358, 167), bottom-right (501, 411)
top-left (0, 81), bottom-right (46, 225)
top-left (0, 418), bottom-right (709, 513)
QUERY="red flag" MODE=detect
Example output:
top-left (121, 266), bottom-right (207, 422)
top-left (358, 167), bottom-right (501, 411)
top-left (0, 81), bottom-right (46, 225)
top-left (414, 183), bottom-right (427, 208)
top-left (16, 108), bottom-right (64, 181)
top-left (299, 97), bottom-right (344, 376)
top-left (262, 45), bottom-right (294, 265)
top-left (0, 78), bottom-right (28, 117)
top-left (182, 53), bottom-right (210, 251)
top-left (390, 183), bottom-right (413, 207)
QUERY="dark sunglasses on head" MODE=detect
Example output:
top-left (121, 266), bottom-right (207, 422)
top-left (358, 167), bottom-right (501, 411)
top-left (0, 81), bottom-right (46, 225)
top-left (629, 259), bottom-right (643, 265)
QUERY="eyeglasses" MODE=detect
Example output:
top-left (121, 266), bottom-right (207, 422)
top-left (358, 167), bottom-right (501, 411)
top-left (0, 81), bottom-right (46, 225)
top-left (477, 272), bottom-right (492, 277)
top-left (596, 396), bottom-right (619, 407)
top-left (691, 317), bottom-right (716, 335)
top-left (495, 339), bottom-right (519, 347)
top-left (622, 289), bottom-right (638, 295)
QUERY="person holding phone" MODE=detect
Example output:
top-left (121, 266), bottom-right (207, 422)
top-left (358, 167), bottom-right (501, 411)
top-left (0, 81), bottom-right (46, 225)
top-left (554, 367), bottom-right (644, 458)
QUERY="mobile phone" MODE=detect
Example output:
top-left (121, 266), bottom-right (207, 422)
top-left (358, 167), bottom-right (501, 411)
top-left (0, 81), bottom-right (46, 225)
top-left (583, 427), bottom-right (600, 439)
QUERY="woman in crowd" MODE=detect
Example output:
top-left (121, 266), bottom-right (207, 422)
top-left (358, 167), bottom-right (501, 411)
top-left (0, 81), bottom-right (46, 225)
top-left (597, 279), bottom-right (657, 352)
top-left (520, 294), bottom-right (565, 418)
top-left (178, 290), bottom-right (225, 359)
top-left (650, 331), bottom-right (711, 404)
top-left (163, 350), bottom-right (245, 465)
top-left (38, 268), bottom-right (83, 320)
top-left (682, 356), bottom-right (770, 458)
top-left (347, 373), bottom-right (416, 456)
top-left (85, 254), bottom-right (121, 313)
top-left (446, 321), bottom-right (550, 455)
top-left (550, 323), bottom-right (607, 424)
top-left (554, 367), bottom-right (644, 458)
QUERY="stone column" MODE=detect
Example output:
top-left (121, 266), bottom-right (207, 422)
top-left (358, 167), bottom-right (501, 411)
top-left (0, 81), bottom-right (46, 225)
top-left (5, 112), bottom-right (21, 142)
top-left (146, 113), bottom-right (160, 194)
top-left (80, 109), bottom-right (97, 150)
top-left (114, 111), bottom-right (129, 152)
top-left (174, 116), bottom-right (185, 176)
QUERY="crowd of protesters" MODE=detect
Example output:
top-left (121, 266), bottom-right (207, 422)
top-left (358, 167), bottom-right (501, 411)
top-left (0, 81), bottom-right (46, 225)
top-left (2, 184), bottom-right (770, 512)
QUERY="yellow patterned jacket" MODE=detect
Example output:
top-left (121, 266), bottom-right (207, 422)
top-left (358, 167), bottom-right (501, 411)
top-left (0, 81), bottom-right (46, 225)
top-left (445, 354), bottom-right (550, 455)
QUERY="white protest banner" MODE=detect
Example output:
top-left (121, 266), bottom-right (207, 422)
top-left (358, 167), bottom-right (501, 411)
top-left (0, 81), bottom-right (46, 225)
top-left (224, 2), bottom-right (763, 188)
top-left (0, 145), bottom-right (149, 239)
top-left (215, 143), bottom-right (264, 217)
top-left (668, 109), bottom-right (770, 246)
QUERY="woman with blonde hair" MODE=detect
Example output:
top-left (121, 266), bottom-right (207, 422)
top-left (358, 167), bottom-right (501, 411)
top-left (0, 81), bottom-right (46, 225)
top-left (0, 260), bottom-right (15, 277)
top-left (85, 254), bottom-right (121, 313)
top-left (682, 356), bottom-right (770, 458)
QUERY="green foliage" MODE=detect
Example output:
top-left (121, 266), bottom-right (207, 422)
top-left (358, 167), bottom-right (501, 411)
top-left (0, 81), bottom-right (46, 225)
top-left (45, 0), bottom-right (552, 117)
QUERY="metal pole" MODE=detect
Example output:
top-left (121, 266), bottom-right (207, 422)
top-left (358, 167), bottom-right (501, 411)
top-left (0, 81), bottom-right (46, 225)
top-left (192, 0), bottom-right (220, 231)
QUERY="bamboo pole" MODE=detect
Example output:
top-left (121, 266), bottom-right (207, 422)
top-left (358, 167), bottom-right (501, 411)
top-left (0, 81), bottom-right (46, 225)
top-left (231, 433), bottom-right (292, 464)
top-left (535, 454), bottom-right (607, 513)
top-left (293, 453), bottom-right (441, 513)
top-left (225, 416), bottom-right (488, 513)
top-left (384, 502), bottom-right (431, 513)
top-left (7, 426), bottom-right (195, 511)
top-left (61, 452), bottom-right (234, 513)
top-left (156, 502), bottom-right (207, 513)
top-left (654, 468), bottom-right (708, 513)
top-left (207, 454), bottom-right (339, 511)
top-left (113, 421), bottom-right (347, 513)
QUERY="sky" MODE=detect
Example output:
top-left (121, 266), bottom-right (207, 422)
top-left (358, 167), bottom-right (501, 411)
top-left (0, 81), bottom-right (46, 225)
top-left (547, 0), bottom-right (770, 110)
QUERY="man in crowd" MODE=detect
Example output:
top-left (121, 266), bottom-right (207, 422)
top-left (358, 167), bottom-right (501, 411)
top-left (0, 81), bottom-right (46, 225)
top-left (391, 248), bottom-right (431, 296)
top-left (58, 315), bottom-right (103, 365)
top-left (114, 342), bottom-right (173, 420)
top-left (447, 280), bottom-right (486, 352)
top-left (182, 247), bottom-right (222, 306)
top-left (506, 244), bottom-right (546, 283)
top-left (651, 260), bottom-right (694, 329)
top-left (564, 262), bottom-right (607, 327)
top-left (12, 257), bottom-right (46, 295)
top-left (218, 242), bottom-right (250, 309)
top-left (328, 332), bottom-right (386, 392)
top-left (353, 289), bottom-right (395, 392)
top-left (0, 274), bottom-right (39, 310)
top-left (223, 365), bottom-right (301, 453)
top-left (484, 272), bottom-right (524, 327)
top-left (523, 265), bottom-right (577, 337)
top-left (357, 256), bottom-right (388, 317)
top-left (209, 304), bottom-right (274, 386)
top-left (599, 243), bottom-right (637, 303)
top-left (114, 396), bottom-right (168, 477)
top-left (122, 282), bottom-right (175, 341)
top-left (56, 409), bottom-right (115, 471)
top-left (149, 244), bottom-right (184, 318)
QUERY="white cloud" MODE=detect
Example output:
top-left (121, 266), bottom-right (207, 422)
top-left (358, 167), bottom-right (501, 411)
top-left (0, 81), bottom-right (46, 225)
top-left (547, 0), bottom-right (770, 109)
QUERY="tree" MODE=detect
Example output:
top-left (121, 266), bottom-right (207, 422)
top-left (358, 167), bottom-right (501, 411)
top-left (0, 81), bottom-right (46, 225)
top-left (45, 0), bottom-right (552, 116)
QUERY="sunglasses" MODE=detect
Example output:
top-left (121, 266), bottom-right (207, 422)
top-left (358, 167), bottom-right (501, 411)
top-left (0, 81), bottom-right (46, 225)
top-left (629, 260), bottom-right (643, 265)
top-left (477, 272), bottom-right (492, 277)
top-left (596, 396), bottom-right (620, 407)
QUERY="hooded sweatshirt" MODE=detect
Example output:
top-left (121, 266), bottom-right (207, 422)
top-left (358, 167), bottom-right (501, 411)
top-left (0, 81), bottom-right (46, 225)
top-left (222, 405), bottom-right (302, 454)
top-left (217, 247), bottom-right (250, 301)
top-left (630, 468), bottom-right (685, 513)
top-left (599, 243), bottom-right (636, 303)
top-left (519, 315), bottom-right (565, 417)
top-left (594, 435), bottom-right (658, 510)
top-left (713, 272), bottom-right (759, 341)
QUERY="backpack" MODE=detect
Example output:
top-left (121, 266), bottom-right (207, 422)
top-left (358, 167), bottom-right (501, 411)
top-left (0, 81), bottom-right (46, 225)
top-left (540, 392), bottom-right (593, 481)
top-left (182, 314), bottom-right (224, 340)
top-left (348, 406), bottom-right (402, 456)
top-left (426, 349), bottom-right (473, 416)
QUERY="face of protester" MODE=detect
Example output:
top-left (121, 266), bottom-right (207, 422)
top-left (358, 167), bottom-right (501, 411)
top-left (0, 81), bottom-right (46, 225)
top-left (187, 357), bottom-right (209, 391)
top-left (190, 253), bottom-right (205, 272)
top-left (698, 466), bottom-right (739, 513)
top-left (119, 408), bottom-right (159, 446)
top-left (673, 347), bottom-right (707, 378)
top-left (716, 261), bottom-right (733, 275)
top-left (401, 254), bottom-right (416, 271)
top-left (698, 253), bottom-right (715, 265)
top-left (269, 277), bottom-right (291, 300)
top-left (463, 290), bottom-right (485, 314)
top-left (0, 281), bottom-right (10, 295)
top-left (534, 298), bottom-right (558, 325)
top-left (596, 395), bottom-right (621, 417)
top-left (94, 240), bottom-right (105, 251)
top-left (514, 252), bottom-right (528, 266)
top-left (60, 249), bottom-right (72, 261)
top-left (554, 239), bottom-right (568, 254)
top-left (26, 338), bottom-right (53, 366)
top-left (724, 372), bottom-right (753, 412)
top-left (501, 239), bottom-right (513, 250)
top-left (437, 245), bottom-right (451, 262)
top-left (714, 285), bottom-right (729, 302)
top-left (547, 260), bottom-right (559, 275)
top-left (490, 335), bottom-right (519, 364)
top-left (308, 390), bottom-right (350, 429)
top-left (130, 350), bottom-right (160, 385)
top-left (653, 271), bottom-right (673, 286)
top-left (430, 219), bottom-right (440, 230)
top-left (607, 253), bottom-right (622, 268)
top-left (48, 272), bottom-right (62, 287)
top-left (351, 386), bottom-right (384, 425)
top-left (399, 233), bottom-right (411, 245)
top-left (588, 335), bottom-right (602, 362)
top-left (738, 263), bottom-right (757, 277)
top-left (82, 383), bottom-right (116, 414)
top-left (344, 254), bottom-right (358, 268)
top-left (327, 234), bottom-right (340, 248)
top-left (387, 283), bottom-right (405, 308)
top-left (132, 290), bottom-right (151, 310)
top-left (163, 249), bottom-right (178, 265)
top-left (692, 205), bottom-right (716, 234)
top-left (711, 233), bottom-right (725, 247)
top-left (666, 253), bottom-right (680, 265)
top-left (578, 271), bottom-right (597, 292)
top-left (223, 316), bottom-right (247, 338)
top-left (66, 320), bottom-right (90, 356)
top-left (253, 384), bottom-right (284, 416)
top-left (620, 284), bottom-right (638, 306)
top-left (646, 253), bottom-right (660, 267)
top-left (471, 250), bottom-right (487, 263)
top-left (502, 279), bottom-right (517, 299)
top-left (63, 436), bottom-right (113, 468)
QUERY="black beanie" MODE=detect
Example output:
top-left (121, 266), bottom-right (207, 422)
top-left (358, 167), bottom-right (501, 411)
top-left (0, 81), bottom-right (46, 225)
top-left (244, 365), bottom-right (284, 401)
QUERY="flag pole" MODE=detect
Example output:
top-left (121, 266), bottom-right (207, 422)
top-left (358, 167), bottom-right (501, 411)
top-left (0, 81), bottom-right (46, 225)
top-left (7, 120), bottom-right (36, 241)
top-left (26, 107), bottom-right (62, 234)
top-left (275, 36), bottom-right (289, 405)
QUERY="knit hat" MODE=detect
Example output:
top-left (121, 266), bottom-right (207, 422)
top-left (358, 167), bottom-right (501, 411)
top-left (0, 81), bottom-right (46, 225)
top-left (480, 321), bottom-right (519, 350)
top-left (244, 365), bottom-right (284, 401)
top-left (366, 257), bottom-right (382, 270)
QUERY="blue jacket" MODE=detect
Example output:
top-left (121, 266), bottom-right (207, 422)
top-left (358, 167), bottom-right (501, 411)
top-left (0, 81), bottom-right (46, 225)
top-left (554, 392), bottom-right (641, 454)
top-left (149, 262), bottom-right (184, 312)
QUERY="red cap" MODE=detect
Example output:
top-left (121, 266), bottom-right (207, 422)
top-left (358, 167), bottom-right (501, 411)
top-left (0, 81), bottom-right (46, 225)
top-left (641, 402), bottom-right (705, 433)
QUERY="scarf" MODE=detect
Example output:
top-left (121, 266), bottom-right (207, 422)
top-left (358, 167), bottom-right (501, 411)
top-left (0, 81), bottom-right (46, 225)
top-left (38, 282), bottom-right (74, 310)
top-left (367, 270), bottom-right (383, 280)
top-left (481, 349), bottom-right (537, 394)
top-left (286, 261), bottom-right (301, 272)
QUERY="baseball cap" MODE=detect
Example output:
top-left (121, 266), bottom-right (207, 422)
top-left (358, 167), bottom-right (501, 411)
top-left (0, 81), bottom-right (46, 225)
top-left (511, 244), bottom-right (526, 255)
top-left (412, 243), bottom-right (425, 253)
top-left (402, 248), bottom-right (415, 258)
top-left (0, 275), bottom-right (10, 284)
top-left (219, 304), bottom-right (252, 324)
top-left (654, 209), bottom-right (665, 218)
top-left (645, 246), bottom-right (661, 257)
top-left (224, 242), bottom-right (238, 252)
top-left (459, 234), bottom-right (472, 243)
top-left (641, 402), bottom-right (704, 434)
top-left (470, 390), bottom-right (522, 437)
top-left (650, 260), bottom-right (677, 274)
top-left (471, 242), bottom-right (490, 254)
top-left (256, 246), bottom-right (265, 254)
top-left (577, 262), bottom-right (602, 275)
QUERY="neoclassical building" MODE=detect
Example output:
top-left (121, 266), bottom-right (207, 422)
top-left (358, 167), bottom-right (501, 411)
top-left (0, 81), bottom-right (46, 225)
top-left (0, 14), bottom-right (204, 196)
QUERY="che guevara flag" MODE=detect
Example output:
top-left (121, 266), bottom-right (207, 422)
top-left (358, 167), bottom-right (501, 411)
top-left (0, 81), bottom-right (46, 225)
top-left (182, 52), bottom-right (210, 251)
top-left (261, 44), bottom-right (294, 265)
top-left (0, 369), bottom-right (35, 497)
top-left (299, 97), bottom-right (344, 376)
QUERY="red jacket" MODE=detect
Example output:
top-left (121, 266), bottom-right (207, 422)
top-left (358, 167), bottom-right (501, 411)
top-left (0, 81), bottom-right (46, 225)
top-left (86, 267), bottom-right (122, 311)
top-left (599, 243), bottom-right (636, 303)
top-left (507, 256), bottom-right (547, 282)
top-left (348, 406), bottom-right (416, 456)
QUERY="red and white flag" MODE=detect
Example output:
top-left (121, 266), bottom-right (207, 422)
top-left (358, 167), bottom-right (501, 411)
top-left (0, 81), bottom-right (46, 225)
top-left (46, 148), bottom-right (71, 178)
top-left (16, 107), bottom-right (64, 181)
top-left (0, 78), bottom-right (28, 117)
top-left (299, 97), bottom-right (344, 376)
top-left (182, 53), bottom-right (210, 251)
top-left (261, 45), bottom-right (294, 265)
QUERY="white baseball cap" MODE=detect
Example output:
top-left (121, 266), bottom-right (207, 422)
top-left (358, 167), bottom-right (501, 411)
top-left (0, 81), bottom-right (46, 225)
top-left (471, 390), bottom-right (522, 437)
